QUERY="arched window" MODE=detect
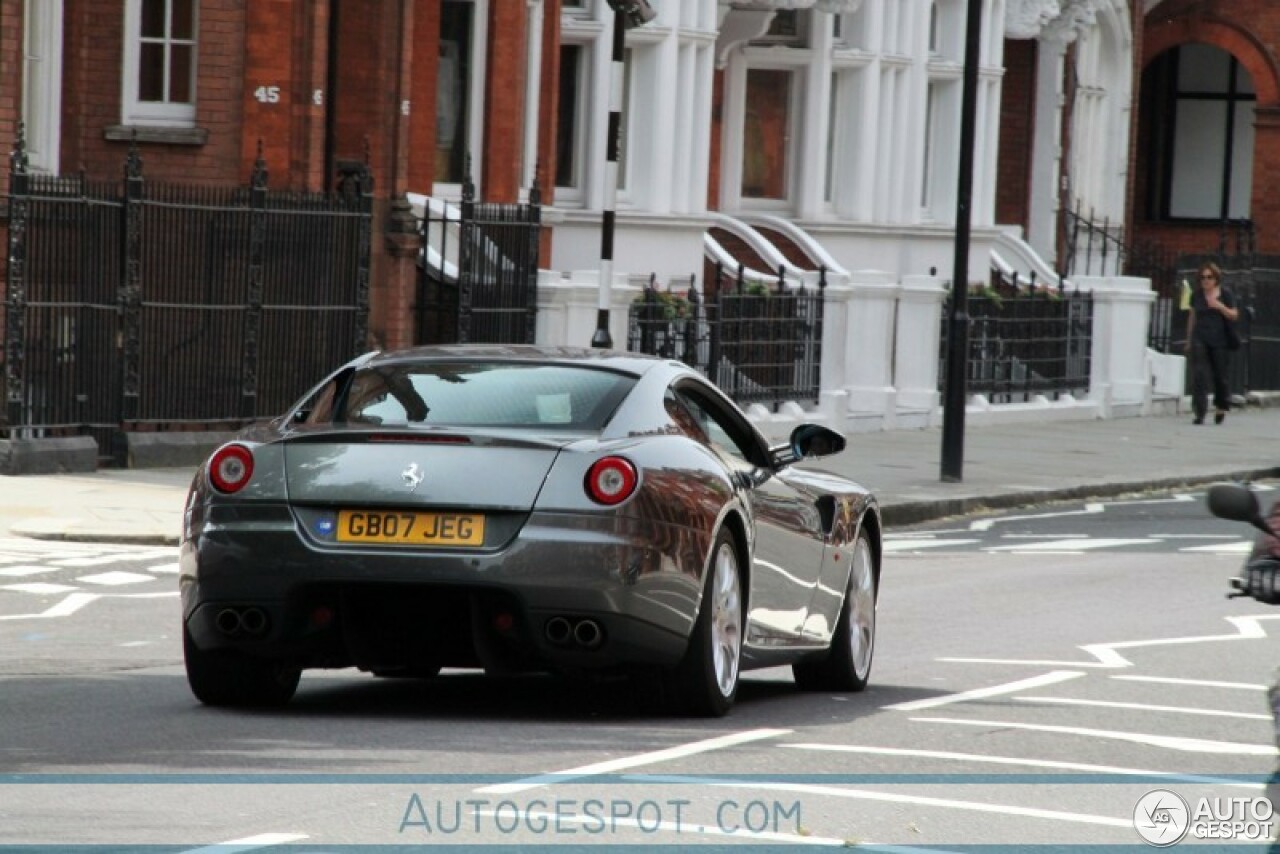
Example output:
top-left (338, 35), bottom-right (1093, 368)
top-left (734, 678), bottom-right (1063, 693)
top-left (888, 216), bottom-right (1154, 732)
top-left (1143, 44), bottom-right (1256, 221)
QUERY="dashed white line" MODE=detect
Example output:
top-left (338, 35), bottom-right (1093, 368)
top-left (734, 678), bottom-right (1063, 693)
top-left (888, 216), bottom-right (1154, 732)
top-left (77, 570), bottom-right (156, 586)
top-left (883, 671), bottom-right (1084, 712)
top-left (476, 728), bottom-right (792, 794)
top-left (1, 582), bottom-right (79, 595)
top-left (1013, 694), bottom-right (1271, 720)
top-left (781, 743), bottom-right (1263, 789)
top-left (0, 592), bottom-right (100, 621)
top-left (1111, 674), bottom-right (1268, 691)
top-left (912, 716), bottom-right (1277, 755)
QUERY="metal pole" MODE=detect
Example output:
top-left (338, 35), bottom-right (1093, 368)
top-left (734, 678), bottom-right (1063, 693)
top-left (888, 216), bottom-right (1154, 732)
top-left (591, 9), bottom-right (626, 349)
top-left (940, 0), bottom-right (983, 483)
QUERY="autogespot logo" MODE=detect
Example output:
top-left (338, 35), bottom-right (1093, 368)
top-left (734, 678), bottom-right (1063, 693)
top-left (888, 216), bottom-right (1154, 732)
top-left (1134, 789), bottom-right (1190, 847)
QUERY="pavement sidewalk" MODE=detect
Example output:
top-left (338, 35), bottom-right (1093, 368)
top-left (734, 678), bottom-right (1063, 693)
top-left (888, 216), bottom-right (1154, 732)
top-left (1, 405), bottom-right (1277, 546)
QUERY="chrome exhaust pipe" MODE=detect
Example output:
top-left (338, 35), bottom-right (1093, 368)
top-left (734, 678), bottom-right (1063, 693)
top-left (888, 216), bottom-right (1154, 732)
top-left (573, 619), bottom-right (604, 650)
top-left (215, 608), bottom-right (243, 636)
top-left (545, 616), bottom-right (572, 646)
top-left (239, 607), bottom-right (268, 636)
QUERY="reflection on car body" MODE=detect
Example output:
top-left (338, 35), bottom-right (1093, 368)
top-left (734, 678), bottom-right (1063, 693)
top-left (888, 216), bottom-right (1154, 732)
top-left (180, 345), bottom-right (882, 716)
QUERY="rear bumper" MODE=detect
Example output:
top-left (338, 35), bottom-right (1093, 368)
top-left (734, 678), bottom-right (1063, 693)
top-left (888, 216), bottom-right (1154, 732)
top-left (180, 507), bottom-right (706, 671)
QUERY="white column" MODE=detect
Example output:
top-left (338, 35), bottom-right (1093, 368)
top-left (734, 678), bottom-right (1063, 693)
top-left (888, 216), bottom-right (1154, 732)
top-left (816, 274), bottom-right (855, 431)
top-left (843, 271), bottom-right (901, 427)
top-left (894, 273), bottom-right (946, 413)
top-left (1078, 275), bottom-right (1156, 417)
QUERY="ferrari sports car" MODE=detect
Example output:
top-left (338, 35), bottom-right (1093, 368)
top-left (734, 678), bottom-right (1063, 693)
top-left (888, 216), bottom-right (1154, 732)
top-left (180, 345), bottom-right (882, 716)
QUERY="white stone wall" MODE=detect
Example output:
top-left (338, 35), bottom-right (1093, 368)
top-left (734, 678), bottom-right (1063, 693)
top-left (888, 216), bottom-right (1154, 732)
top-left (533, 270), bottom-right (1182, 442)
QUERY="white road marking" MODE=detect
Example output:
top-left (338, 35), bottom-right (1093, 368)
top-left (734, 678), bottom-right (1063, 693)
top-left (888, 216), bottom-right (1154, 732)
top-left (882, 538), bottom-right (980, 552)
top-left (1, 582), bottom-right (79, 595)
top-left (0, 592), bottom-right (99, 621)
top-left (782, 743), bottom-right (1264, 789)
top-left (1014, 694), bottom-right (1271, 720)
top-left (1179, 541), bottom-right (1256, 554)
top-left (148, 563), bottom-right (181, 574)
top-left (1112, 674), bottom-right (1267, 691)
top-left (943, 613), bottom-right (1280, 669)
top-left (76, 570), bottom-right (157, 586)
top-left (913, 716), bottom-right (1277, 755)
top-left (179, 833), bottom-right (309, 854)
top-left (634, 774), bottom-right (1132, 829)
top-left (883, 671), bottom-right (1084, 712)
top-left (476, 728), bottom-right (792, 794)
top-left (987, 538), bottom-right (1153, 552)
top-left (0, 566), bottom-right (56, 577)
top-left (969, 503), bottom-right (1105, 532)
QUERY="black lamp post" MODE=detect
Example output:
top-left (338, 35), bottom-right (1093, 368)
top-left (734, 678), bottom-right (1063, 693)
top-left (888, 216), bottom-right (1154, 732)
top-left (940, 0), bottom-right (983, 482)
top-left (591, 1), bottom-right (657, 349)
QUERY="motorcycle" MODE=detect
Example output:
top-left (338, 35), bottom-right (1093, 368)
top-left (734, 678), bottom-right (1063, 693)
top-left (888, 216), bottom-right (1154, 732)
top-left (1207, 483), bottom-right (1280, 602)
top-left (1207, 482), bottom-right (1280, 848)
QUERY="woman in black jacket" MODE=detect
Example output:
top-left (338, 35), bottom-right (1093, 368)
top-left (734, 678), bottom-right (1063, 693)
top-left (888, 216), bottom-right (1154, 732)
top-left (1185, 261), bottom-right (1240, 425)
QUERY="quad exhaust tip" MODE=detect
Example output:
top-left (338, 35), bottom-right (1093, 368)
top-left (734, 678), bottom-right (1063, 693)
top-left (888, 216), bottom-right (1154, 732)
top-left (544, 616), bottom-right (604, 650)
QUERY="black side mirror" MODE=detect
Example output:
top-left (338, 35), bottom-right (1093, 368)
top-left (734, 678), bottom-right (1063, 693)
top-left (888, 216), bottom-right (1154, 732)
top-left (1207, 482), bottom-right (1277, 538)
top-left (789, 424), bottom-right (846, 461)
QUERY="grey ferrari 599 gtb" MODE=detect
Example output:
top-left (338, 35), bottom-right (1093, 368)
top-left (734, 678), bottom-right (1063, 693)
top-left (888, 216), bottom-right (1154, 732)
top-left (180, 345), bottom-right (882, 716)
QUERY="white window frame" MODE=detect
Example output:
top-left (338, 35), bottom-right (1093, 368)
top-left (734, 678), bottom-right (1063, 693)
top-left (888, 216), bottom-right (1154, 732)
top-left (121, 0), bottom-right (199, 127)
top-left (553, 39), bottom-right (592, 203)
top-left (434, 0), bottom-right (489, 199)
top-left (23, 0), bottom-right (64, 174)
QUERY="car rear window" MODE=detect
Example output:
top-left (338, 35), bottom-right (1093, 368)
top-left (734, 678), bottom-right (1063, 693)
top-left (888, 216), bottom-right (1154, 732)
top-left (336, 362), bottom-right (635, 430)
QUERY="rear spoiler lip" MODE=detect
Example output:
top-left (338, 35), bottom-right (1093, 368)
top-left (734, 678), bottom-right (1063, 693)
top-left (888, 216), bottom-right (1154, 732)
top-left (277, 425), bottom-right (589, 451)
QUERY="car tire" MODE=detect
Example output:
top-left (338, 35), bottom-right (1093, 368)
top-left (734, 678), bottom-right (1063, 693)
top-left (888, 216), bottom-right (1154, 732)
top-left (793, 527), bottom-right (876, 692)
top-left (668, 528), bottom-right (744, 717)
top-left (183, 624), bottom-right (301, 707)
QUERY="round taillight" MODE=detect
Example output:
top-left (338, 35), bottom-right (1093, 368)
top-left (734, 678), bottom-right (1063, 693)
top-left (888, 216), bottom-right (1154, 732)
top-left (585, 456), bottom-right (638, 506)
top-left (209, 444), bottom-right (254, 494)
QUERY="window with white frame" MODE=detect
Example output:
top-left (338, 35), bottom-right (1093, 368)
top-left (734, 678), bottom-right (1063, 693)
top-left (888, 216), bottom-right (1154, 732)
top-left (437, 0), bottom-right (490, 189)
top-left (122, 0), bottom-right (198, 127)
top-left (555, 44), bottom-right (588, 193)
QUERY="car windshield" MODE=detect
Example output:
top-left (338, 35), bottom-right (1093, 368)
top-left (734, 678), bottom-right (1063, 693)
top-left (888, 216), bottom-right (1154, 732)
top-left (336, 362), bottom-right (635, 430)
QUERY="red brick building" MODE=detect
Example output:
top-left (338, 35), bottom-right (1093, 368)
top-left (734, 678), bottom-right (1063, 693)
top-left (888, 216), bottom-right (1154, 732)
top-left (3, 0), bottom-right (555, 351)
top-left (1135, 0), bottom-right (1280, 257)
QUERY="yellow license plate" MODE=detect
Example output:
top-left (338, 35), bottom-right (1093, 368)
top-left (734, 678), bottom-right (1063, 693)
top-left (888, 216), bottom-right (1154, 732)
top-left (336, 510), bottom-right (485, 546)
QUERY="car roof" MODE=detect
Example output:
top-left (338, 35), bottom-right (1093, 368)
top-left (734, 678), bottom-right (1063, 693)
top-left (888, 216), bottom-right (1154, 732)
top-left (362, 345), bottom-right (674, 377)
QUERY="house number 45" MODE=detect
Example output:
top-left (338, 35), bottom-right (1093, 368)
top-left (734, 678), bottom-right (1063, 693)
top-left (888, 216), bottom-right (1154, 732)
top-left (254, 85), bottom-right (282, 104)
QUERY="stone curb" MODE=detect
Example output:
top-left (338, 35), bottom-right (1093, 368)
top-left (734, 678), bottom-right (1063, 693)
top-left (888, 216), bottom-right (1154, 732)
top-left (879, 466), bottom-right (1280, 527)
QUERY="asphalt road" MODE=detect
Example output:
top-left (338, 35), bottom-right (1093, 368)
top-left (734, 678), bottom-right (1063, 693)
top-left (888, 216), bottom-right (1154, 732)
top-left (1, 494), bottom-right (1278, 849)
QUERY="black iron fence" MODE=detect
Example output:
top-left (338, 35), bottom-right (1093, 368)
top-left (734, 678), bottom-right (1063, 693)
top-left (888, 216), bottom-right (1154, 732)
top-left (2, 131), bottom-right (372, 463)
top-left (416, 174), bottom-right (540, 345)
top-left (939, 283), bottom-right (1094, 403)
top-left (627, 262), bottom-right (825, 408)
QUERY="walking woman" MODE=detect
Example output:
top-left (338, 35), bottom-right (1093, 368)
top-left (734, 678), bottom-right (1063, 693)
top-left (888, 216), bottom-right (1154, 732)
top-left (1185, 261), bottom-right (1240, 425)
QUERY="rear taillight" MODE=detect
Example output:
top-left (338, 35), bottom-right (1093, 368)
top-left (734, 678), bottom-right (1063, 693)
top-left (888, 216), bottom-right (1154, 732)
top-left (209, 444), bottom-right (254, 494)
top-left (585, 456), bottom-right (638, 506)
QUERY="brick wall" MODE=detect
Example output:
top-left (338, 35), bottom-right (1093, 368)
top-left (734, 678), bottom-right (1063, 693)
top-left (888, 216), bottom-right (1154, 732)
top-left (61, 1), bottom-right (244, 183)
top-left (1134, 1), bottom-right (1280, 256)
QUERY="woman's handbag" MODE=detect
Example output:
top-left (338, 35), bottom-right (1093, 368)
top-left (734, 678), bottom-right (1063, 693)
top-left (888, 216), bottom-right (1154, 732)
top-left (1225, 318), bottom-right (1242, 351)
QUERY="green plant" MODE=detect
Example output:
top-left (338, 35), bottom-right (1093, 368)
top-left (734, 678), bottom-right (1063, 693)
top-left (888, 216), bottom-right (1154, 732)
top-left (634, 289), bottom-right (691, 320)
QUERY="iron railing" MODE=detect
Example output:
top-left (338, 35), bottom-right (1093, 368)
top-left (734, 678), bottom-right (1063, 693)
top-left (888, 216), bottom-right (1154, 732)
top-left (416, 170), bottom-right (541, 345)
top-left (2, 129), bottom-right (373, 462)
top-left (627, 262), bottom-right (825, 408)
top-left (940, 281), bottom-right (1094, 404)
